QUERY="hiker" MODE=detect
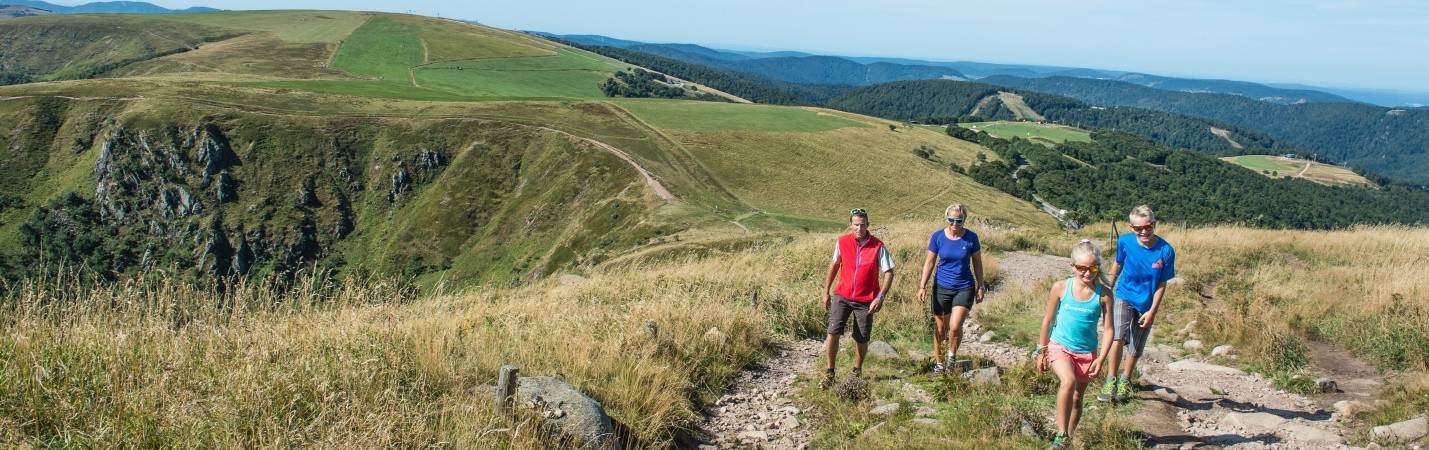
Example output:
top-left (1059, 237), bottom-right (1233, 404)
top-left (1037, 239), bottom-right (1115, 449)
top-left (821, 208), bottom-right (895, 389)
top-left (915, 203), bottom-right (985, 375)
top-left (1098, 205), bottom-right (1176, 403)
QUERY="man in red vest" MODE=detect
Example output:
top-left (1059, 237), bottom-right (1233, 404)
top-left (821, 209), bottom-right (895, 389)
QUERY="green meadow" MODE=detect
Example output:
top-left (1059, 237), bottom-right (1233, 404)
top-left (161, 10), bottom-right (369, 43)
top-left (1222, 155), bottom-right (1372, 186)
top-left (960, 121), bottom-right (1092, 143)
top-left (614, 100), bottom-right (870, 132)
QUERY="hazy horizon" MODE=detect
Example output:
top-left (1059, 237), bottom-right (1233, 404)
top-left (37, 0), bottom-right (1429, 94)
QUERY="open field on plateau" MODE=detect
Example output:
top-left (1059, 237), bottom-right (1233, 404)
top-left (1222, 154), bottom-right (1373, 187)
top-left (958, 121), bottom-right (1093, 144)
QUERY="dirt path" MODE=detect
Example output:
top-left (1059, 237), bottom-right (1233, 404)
top-left (696, 251), bottom-right (1382, 449)
top-left (533, 126), bottom-right (678, 203)
top-left (694, 339), bottom-right (822, 449)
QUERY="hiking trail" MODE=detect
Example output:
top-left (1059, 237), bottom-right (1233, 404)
top-left (694, 251), bottom-right (1383, 449)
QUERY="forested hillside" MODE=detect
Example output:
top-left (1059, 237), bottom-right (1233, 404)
top-left (559, 43), bottom-right (854, 104)
top-left (1110, 73), bottom-right (1350, 104)
top-left (827, 80), bottom-right (1282, 156)
top-left (981, 75), bottom-right (1429, 182)
top-left (955, 129), bottom-right (1429, 228)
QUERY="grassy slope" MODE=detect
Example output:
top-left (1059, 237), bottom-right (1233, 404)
top-left (0, 11), bottom-right (1052, 281)
top-left (0, 14), bottom-right (241, 82)
top-left (961, 121), bottom-right (1092, 144)
top-left (1221, 155), bottom-right (1372, 187)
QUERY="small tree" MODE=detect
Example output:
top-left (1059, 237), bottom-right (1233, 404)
top-left (888, 124), bottom-right (897, 132)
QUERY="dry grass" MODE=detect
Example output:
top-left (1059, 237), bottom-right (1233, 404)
top-left (0, 229), bottom-right (832, 447)
top-left (4, 222), bottom-right (1427, 447)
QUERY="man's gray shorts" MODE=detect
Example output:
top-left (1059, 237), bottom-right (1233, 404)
top-left (1112, 299), bottom-right (1152, 357)
top-left (827, 294), bottom-right (873, 343)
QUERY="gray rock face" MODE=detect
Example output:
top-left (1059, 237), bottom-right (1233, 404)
top-left (1279, 422), bottom-right (1343, 446)
top-left (870, 403), bottom-right (899, 416)
top-left (514, 376), bottom-right (622, 450)
top-left (868, 341), bottom-right (899, 359)
top-left (978, 331), bottom-right (996, 343)
top-left (703, 327), bottom-right (728, 346)
top-left (1222, 411), bottom-right (1287, 432)
top-left (1372, 416), bottom-right (1428, 443)
top-left (1210, 345), bottom-right (1234, 356)
top-left (1166, 359), bottom-right (1245, 375)
top-left (962, 367), bottom-right (1002, 386)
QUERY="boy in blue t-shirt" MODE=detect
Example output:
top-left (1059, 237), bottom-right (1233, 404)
top-left (1097, 205), bottom-right (1176, 403)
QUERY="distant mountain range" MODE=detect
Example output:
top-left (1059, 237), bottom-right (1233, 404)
top-left (540, 32), bottom-right (1429, 108)
top-left (2, 0), bottom-right (218, 14)
top-left (1, 3), bottom-right (54, 17)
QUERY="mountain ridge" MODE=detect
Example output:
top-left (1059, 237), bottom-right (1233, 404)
top-left (5, 0), bottom-right (218, 14)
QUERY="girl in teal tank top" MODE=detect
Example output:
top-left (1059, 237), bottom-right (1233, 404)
top-left (1036, 240), bottom-right (1115, 449)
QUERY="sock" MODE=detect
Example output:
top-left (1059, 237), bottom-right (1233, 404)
top-left (1119, 374), bottom-right (1129, 382)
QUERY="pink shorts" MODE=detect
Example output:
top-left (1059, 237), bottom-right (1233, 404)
top-left (1047, 342), bottom-right (1097, 384)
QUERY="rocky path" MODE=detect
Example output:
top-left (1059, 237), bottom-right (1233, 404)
top-left (695, 339), bottom-right (822, 449)
top-left (695, 251), bottom-right (1399, 449)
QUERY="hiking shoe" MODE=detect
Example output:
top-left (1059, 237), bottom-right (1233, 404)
top-left (851, 367), bottom-right (862, 379)
top-left (932, 363), bottom-right (945, 376)
top-left (1050, 432), bottom-right (1068, 449)
top-left (945, 353), bottom-right (956, 369)
top-left (820, 369), bottom-right (835, 390)
top-left (1096, 378), bottom-right (1117, 402)
top-left (1114, 378), bottom-right (1133, 402)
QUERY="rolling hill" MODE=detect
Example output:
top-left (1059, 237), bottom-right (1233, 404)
top-left (0, 11), bottom-right (1050, 289)
top-left (4, 0), bottom-right (218, 14)
top-left (0, 3), bottom-right (54, 17)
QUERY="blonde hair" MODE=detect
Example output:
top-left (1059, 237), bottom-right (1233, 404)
top-left (945, 203), bottom-right (968, 217)
top-left (1129, 205), bottom-right (1156, 223)
top-left (1072, 239), bottom-right (1111, 286)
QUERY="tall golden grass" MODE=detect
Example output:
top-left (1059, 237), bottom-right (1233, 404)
top-left (3, 221), bottom-right (1426, 447)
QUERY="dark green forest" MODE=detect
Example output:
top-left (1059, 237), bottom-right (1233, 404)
top-left (980, 75), bottom-right (1429, 183)
top-left (597, 68), bottom-right (730, 102)
top-left (953, 129), bottom-right (1429, 229)
top-left (559, 42), bottom-right (851, 105)
top-left (827, 80), bottom-right (1286, 157)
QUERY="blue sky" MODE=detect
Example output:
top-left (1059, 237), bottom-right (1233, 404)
top-left (114, 0), bottom-right (1429, 92)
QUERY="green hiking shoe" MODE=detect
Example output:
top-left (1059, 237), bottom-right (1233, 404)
top-left (1050, 432), bottom-right (1068, 449)
top-left (1096, 378), bottom-right (1116, 402)
top-left (1114, 377), bottom-right (1134, 402)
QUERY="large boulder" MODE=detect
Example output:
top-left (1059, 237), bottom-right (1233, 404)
top-left (1372, 416), bottom-right (1428, 443)
top-left (868, 341), bottom-right (899, 359)
top-left (479, 376), bottom-right (621, 450)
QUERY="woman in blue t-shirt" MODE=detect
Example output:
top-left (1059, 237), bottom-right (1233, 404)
top-left (915, 203), bottom-right (985, 375)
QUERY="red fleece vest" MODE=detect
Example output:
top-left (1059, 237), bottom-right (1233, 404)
top-left (835, 233), bottom-right (884, 302)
